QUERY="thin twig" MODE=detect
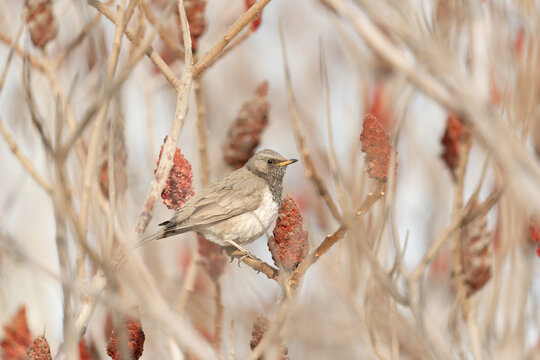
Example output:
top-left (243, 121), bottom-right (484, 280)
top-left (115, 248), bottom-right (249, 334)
top-left (141, 1), bottom-right (185, 61)
top-left (0, 117), bottom-right (52, 193)
top-left (228, 320), bottom-right (235, 360)
top-left (451, 125), bottom-right (471, 356)
top-left (211, 28), bottom-right (253, 64)
top-left (0, 31), bottom-right (46, 72)
top-left (213, 280), bottom-right (224, 351)
top-left (0, 21), bottom-right (23, 95)
top-left (193, 0), bottom-right (273, 76)
top-left (132, 0), bottom-right (194, 238)
top-left (78, 0), bottom-right (128, 292)
top-left (225, 247), bottom-right (279, 281)
top-left (194, 63), bottom-right (209, 187)
top-left (53, 155), bottom-right (77, 359)
top-left (88, 0), bottom-right (181, 90)
top-left (463, 296), bottom-right (483, 360)
top-left (177, 250), bottom-right (202, 313)
top-left (290, 226), bottom-right (347, 285)
top-left (23, 58), bottom-right (54, 154)
top-left (55, 12), bottom-right (102, 66)
top-left (280, 24), bottom-right (343, 224)
top-left (320, 40), bottom-right (350, 220)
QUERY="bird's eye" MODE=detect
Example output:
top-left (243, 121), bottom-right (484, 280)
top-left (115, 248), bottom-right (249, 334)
top-left (267, 159), bottom-right (274, 164)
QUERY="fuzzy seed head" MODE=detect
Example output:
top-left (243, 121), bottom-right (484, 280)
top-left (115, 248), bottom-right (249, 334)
top-left (250, 315), bottom-right (269, 351)
top-left (528, 217), bottom-right (540, 257)
top-left (250, 315), bottom-right (289, 359)
top-left (360, 114), bottom-right (396, 181)
top-left (25, 0), bottom-right (58, 48)
top-left (461, 211), bottom-right (493, 295)
top-left (1, 306), bottom-right (31, 360)
top-left (106, 317), bottom-right (145, 360)
top-left (268, 197), bottom-right (309, 272)
top-left (26, 335), bottom-right (52, 360)
top-left (440, 113), bottom-right (464, 179)
top-left (224, 82), bottom-right (270, 169)
top-left (78, 338), bottom-right (90, 360)
top-left (155, 137), bottom-right (194, 210)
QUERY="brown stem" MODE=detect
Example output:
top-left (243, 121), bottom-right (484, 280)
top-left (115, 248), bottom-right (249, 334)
top-left (193, 0), bottom-right (273, 76)
top-left (87, 0), bottom-right (181, 90)
top-left (213, 281), bottom-right (224, 351)
top-left (280, 25), bottom-right (343, 224)
top-left (288, 226), bottom-right (347, 288)
top-left (194, 55), bottom-right (210, 187)
top-left (225, 247), bottom-right (279, 281)
top-left (141, 2), bottom-right (185, 61)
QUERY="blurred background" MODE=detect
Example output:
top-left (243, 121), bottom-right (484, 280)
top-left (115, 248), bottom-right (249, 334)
top-left (1, 0), bottom-right (540, 359)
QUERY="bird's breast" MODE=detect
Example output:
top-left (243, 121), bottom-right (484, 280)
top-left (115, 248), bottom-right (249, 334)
top-left (200, 187), bottom-right (279, 246)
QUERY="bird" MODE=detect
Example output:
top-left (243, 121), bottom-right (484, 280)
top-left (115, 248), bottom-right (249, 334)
top-left (138, 149), bottom-right (297, 252)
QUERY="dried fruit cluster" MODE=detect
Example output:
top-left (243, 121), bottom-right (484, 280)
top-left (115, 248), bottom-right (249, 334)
top-left (155, 137), bottom-right (194, 210)
top-left (268, 197), bottom-right (309, 271)
top-left (461, 212), bottom-right (493, 295)
top-left (106, 317), bottom-right (145, 360)
top-left (25, 0), bottom-right (58, 48)
top-left (440, 113), bottom-right (466, 179)
top-left (224, 82), bottom-right (270, 169)
top-left (26, 335), bottom-right (52, 360)
top-left (250, 315), bottom-right (289, 360)
top-left (529, 217), bottom-right (540, 257)
top-left (0, 306), bottom-right (31, 359)
top-left (360, 114), bottom-right (397, 181)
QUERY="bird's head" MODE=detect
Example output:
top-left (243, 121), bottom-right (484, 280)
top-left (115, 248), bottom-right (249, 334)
top-left (245, 149), bottom-right (297, 182)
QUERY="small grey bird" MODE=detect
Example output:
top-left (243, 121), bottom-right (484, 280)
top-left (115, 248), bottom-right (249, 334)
top-left (138, 149), bottom-right (297, 251)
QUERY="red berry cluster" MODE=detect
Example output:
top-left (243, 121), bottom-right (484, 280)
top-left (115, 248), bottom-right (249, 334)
top-left (25, 0), bottom-right (58, 48)
top-left (0, 306), bottom-right (31, 360)
top-left (461, 210), bottom-right (492, 295)
top-left (249, 315), bottom-right (289, 359)
top-left (360, 114), bottom-right (397, 181)
top-left (440, 113), bottom-right (465, 179)
top-left (26, 335), bottom-right (52, 360)
top-left (268, 197), bottom-right (309, 272)
top-left (155, 137), bottom-right (194, 210)
top-left (106, 317), bottom-right (145, 360)
top-left (224, 82), bottom-right (270, 169)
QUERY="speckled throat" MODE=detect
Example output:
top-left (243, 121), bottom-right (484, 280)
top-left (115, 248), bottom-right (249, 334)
top-left (249, 168), bottom-right (285, 203)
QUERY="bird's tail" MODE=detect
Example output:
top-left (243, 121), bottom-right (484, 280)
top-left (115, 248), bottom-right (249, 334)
top-left (136, 228), bottom-right (169, 248)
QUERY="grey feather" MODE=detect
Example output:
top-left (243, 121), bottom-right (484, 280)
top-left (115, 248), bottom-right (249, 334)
top-left (137, 149), bottom-right (297, 248)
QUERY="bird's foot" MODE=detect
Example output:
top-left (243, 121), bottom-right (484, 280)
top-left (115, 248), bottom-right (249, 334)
top-left (224, 241), bottom-right (258, 263)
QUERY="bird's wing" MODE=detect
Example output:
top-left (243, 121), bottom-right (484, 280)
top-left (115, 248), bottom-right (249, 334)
top-left (161, 170), bottom-right (265, 233)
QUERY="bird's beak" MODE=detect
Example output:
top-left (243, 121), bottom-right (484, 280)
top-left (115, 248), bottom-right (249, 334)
top-left (276, 159), bottom-right (298, 167)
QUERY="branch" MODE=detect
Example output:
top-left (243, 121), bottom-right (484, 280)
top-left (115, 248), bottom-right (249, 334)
top-left (88, 0), bottom-right (181, 90)
top-left (141, 2), bottom-right (185, 61)
top-left (0, 117), bottom-right (52, 193)
top-left (280, 25), bottom-right (343, 224)
top-left (132, 0), bottom-right (194, 238)
top-left (225, 247), bottom-right (279, 281)
top-left (192, 0), bottom-right (273, 76)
